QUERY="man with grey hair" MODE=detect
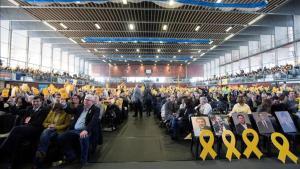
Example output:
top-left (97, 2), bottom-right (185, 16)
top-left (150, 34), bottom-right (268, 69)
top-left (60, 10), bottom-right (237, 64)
top-left (195, 97), bottom-right (212, 115)
top-left (58, 94), bottom-right (100, 165)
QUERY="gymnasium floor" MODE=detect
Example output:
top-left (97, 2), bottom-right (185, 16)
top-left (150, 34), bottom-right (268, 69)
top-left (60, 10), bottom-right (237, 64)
top-left (83, 112), bottom-right (298, 169)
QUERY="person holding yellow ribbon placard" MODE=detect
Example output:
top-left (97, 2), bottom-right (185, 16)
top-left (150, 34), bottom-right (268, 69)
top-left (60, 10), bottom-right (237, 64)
top-left (199, 129), bottom-right (217, 160)
top-left (222, 130), bottom-right (241, 161)
top-left (271, 132), bottom-right (298, 164)
top-left (242, 129), bottom-right (263, 159)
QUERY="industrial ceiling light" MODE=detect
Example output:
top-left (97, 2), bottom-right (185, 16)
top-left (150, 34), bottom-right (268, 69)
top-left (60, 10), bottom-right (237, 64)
top-left (68, 38), bottom-right (77, 44)
top-left (8, 0), bottom-right (19, 6)
top-left (225, 26), bottom-right (233, 32)
top-left (155, 60), bottom-right (157, 63)
top-left (210, 45), bottom-right (217, 50)
top-left (173, 56), bottom-right (176, 58)
top-left (190, 56), bottom-right (193, 58)
top-left (209, 41), bottom-right (213, 45)
top-left (224, 34), bottom-right (234, 41)
top-left (200, 53), bottom-right (205, 57)
top-left (81, 39), bottom-right (86, 43)
top-left (178, 49), bottom-right (181, 53)
top-left (115, 49), bottom-right (119, 52)
top-left (59, 23), bottom-right (68, 29)
top-left (138, 55), bottom-right (141, 58)
top-left (94, 48), bottom-right (98, 52)
top-left (42, 21), bottom-right (57, 31)
top-left (103, 55), bottom-right (106, 58)
top-left (195, 25), bottom-right (201, 32)
top-left (122, 0), bottom-right (127, 5)
top-left (162, 24), bottom-right (168, 31)
top-left (169, 0), bottom-right (175, 6)
top-left (121, 55), bottom-right (124, 58)
top-left (198, 50), bottom-right (201, 53)
top-left (128, 23), bottom-right (135, 30)
top-left (125, 60), bottom-right (127, 62)
top-left (216, 0), bottom-right (223, 3)
top-left (156, 55), bottom-right (159, 58)
top-left (136, 49), bottom-right (140, 52)
top-left (193, 58), bottom-right (197, 61)
top-left (94, 23), bottom-right (101, 29)
top-left (187, 62), bottom-right (191, 65)
top-left (87, 50), bottom-right (91, 53)
top-left (170, 60), bottom-right (173, 63)
top-left (248, 14), bottom-right (266, 25)
top-left (157, 49), bottom-right (161, 52)
top-left (102, 60), bottom-right (106, 62)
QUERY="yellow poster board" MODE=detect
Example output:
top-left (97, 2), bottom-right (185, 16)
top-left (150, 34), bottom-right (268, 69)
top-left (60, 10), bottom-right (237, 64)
top-left (1, 88), bottom-right (9, 98)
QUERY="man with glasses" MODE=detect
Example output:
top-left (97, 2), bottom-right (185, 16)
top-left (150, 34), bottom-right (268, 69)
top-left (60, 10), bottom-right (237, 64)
top-left (0, 96), bottom-right (50, 168)
top-left (58, 94), bottom-right (100, 165)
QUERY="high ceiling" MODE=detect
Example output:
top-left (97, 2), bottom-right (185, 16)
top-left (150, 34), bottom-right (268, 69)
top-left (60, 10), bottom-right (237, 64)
top-left (7, 0), bottom-right (294, 64)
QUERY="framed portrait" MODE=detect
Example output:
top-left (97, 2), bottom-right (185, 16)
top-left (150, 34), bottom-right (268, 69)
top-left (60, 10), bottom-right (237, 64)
top-left (209, 115), bottom-right (231, 136)
top-left (191, 116), bottom-right (211, 137)
top-left (275, 111), bottom-right (297, 133)
top-left (232, 113), bottom-right (252, 134)
top-left (252, 112), bottom-right (274, 134)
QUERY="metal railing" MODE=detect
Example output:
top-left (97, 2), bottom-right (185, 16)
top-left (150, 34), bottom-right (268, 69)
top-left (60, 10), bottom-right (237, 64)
top-left (0, 69), bottom-right (101, 86)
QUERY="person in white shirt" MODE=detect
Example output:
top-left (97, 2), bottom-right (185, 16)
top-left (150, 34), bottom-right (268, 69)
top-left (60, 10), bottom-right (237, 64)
top-left (195, 97), bottom-right (212, 115)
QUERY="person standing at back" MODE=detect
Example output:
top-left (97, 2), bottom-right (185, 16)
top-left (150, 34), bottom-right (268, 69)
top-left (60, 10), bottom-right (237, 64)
top-left (143, 86), bottom-right (153, 117)
top-left (131, 84), bottom-right (143, 117)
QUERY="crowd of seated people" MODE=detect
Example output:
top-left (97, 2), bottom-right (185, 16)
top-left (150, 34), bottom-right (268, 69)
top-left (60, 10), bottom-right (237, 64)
top-left (152, 85), bottom-right (300, 140)
top-left (206, 64), bottom-right (300, 81)
top-left (0, 83), bottom-right (300, 168)
top-left (0, 86), bottom-right (130, 169)
top-left (0, 65), bottom-right (91, 82)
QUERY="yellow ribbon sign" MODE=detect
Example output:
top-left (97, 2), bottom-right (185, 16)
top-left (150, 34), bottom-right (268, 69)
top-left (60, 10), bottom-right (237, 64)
top-left (242, 129), bottom-right (263, 159)
top-left (199, 130), bottom-right (217, 160)
top-left (222, 130), bottom-right (241, 161)
top-left (271, 132), bottom-right (298, 164)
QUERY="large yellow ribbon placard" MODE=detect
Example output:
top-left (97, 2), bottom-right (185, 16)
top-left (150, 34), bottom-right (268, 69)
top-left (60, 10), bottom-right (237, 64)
top-left (199, 130), bottom-right (217, 160)
top-left (242, 129), bottom-right (263, 159)
top-left (271, 132), bottom-right (298, 164)
top-left (222, 130), bottom-right (241, 161)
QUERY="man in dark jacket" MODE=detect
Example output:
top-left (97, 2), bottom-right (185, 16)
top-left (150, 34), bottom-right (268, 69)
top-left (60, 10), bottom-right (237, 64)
top-left (235, 114), bottom-right (252, 134)
top-left (0, 96), bottom-right (50, 168)
top-left (58, 94), bottom-right (100, 165)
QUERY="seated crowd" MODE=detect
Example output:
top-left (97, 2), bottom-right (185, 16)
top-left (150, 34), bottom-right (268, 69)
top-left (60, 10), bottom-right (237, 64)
top-left (0, 65), bottom-right (91, 82)
top-left (0, 85), bottom-right (130, 169)
top-left (206, 64), bottom-right (300, 81)
top-left (0, 83), bottom-right (300, 168)
top-left (151, 85), bottom-right (300, 140)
